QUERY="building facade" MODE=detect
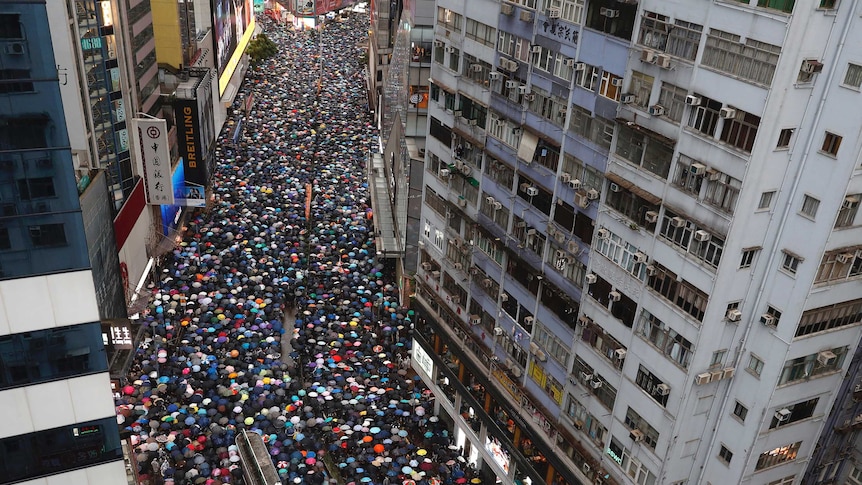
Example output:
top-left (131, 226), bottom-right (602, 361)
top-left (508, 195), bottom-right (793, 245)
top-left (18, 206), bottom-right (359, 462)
top-left (414, 1), bottom-right (862, 484)
top-left (0, 2), bottom-right (127, 483)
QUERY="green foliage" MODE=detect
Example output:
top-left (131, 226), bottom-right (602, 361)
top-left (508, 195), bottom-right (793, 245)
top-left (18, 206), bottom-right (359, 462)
top-left (247, 34), bottom-right (278, 66)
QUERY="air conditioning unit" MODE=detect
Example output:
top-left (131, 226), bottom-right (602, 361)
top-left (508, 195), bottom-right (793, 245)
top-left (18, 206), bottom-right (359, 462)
top-left (531, 45), bottom-right (542, 54)
top-left (470, 315), bottom-right (481, 325)
top-left (453, 110), bottom-right (463, 117)
top-left (644, 211), bottom-right (658, 223)
top-left (670, 216), bottom-right (686, 228)
top-left (548, 7), bottom-right (561, 18)
top-left (433, 40), bottom-right (444, 48)
top-left (818, 350), bottom-right (837, 366)
top-left (585, 273), bottom-right (597, 284)
top-left (695, 373), bottom-right (712, 385)
top-left (489, 71), bottom-right (501, 81)
top-left (656, 54), bottom-right (671, 69)
top-left (482, 278), bottom-right (493, 288)
top-left (843, 196), bottom-right (859, 209)
top-left (629, 429), bottom-right (644, 442)
top-left (524, 316), bottom-right (535, 326)
top-left (568, 241), bottom-right (580, 254)
top-left (641, 49), bottom-right (657, 63)
top-left (421, 262), bottom-right (432, 271)
top-left (837, 252), bottom-right (855, 264)
top-left (726, 309), bottom-right (742, 322)
top-left (774, 408), bottom-right (792, 422)
top-left (511, 366), bottom-right (523, 377)
top-left (505, 80), bottom-right (519, 89)
top-left (451, 295), bottom-right (461, 304)
top-left (523, 93), bottom-right (536, 102)
top-left (597, 228), bottom-right (610, 239)
top-left (444, 46), bottom-right (456, 53)
top-left (648, 105), bottom-right (666, 116)
top-left (690, 163), bottom-right (707, 176)
top-left (802, 59), bottom-right (824, 74)
top-left (560, 172), bottom-right (572, 183)
top-left (575, 62), bottom-right (586, 72)
top-left (4, 42), bottom-right (24, 55)
top-left (620, 93), bottom-right (636, 104)
top-left (685, 95), bottom-right (702, 106)
top-left (493, 327), bottom-right (504, 336)
top-left (520, 10), bottom-right (534, 21)
top-left (599, 7), bottom-right (619, 17)
top-left (526, 186), bottom-right (539, 197)
top-left (645, 264), bottom-right (657, 276)
top-left (580, 372), bottom-right (593, 382)
top-left (569, 179), bottom-right (582, 190)
top-left (555, 249), bottom-right (567, 261)
top-left (577, 315), bottom-right (590, 327)
top-left (722, 367), bottom-right (736, 379)
top-left (564, 58), bottom-right (576, 67)
top-left (587, 188), bottom-right (600, 200)
top-left (633, 252), bottom-right (648, 263)
top-left (501, 3), bottom-right (514, 15)
top-left (760, 313), bottom-right (777, 327)
top-left (527, 228), bottom-right (537, 236)
top-left (516, 221), bottom-right (527, 228)
top-left (694, 230), bottom-right (711, 242)
top-left (656, 383), bottom-right (671, 396)
top-left (518, 85), bottom-right (531, 94)
top-left (609, 290), bottom-right (621, 302)
top-left (590, 380), bottom-right (603, 389)
top-left (609, 182), bottom-right (621, 192)
top-left (611, 78), bottom-right (624, 87)
top-left (467, 119), bottom-right (478, 126)
top-left (575, 192), bottom-right (589, 208)
top-left (470, 63), bottom-right (483, 72)
top-left (457, 198), bottom-right (467, 208)
top-left (719, 107), bottom-right (737, 119)
top-left (615, 348), bottom-right (627, 359)
top-left (439, 168), bottom-right (451, 178)
top-left (431, 270), bottom-right (441, 277)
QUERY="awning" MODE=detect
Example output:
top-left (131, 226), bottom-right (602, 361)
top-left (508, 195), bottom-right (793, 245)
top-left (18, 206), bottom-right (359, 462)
top-left (367, 152), bottom-right (404, 258)
top-left (605, 171), bottom-right (662, 206)
top-left (517, 130), bottom-right (539, 163)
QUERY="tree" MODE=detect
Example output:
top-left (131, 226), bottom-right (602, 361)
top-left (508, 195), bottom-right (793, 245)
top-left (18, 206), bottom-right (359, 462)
top-left (247, 34), bottom-right (278, 66)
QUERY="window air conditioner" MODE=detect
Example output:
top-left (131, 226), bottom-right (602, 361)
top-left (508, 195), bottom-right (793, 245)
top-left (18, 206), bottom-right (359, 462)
top-left (629, 429), bottom-right (644, 442)
top-left (444, 46), bottom-right (456, 53)
top-left (760, 314), bottom-right (777, 327)
top-left (670, 216), bottom-right (686, 228)
top-left (493, 327), bottom-right (504, 336)
top-left (511, 366), bottom-right (522, 377)
top-left (774, 408), bottom-right (792, 422)
top-left (470, 63), bottom-right (483, 72)
top-left (694, 230), bottom-right (711, 242)
top-left (483, 278), bottom-right (493, 288)
top-left (656, 383), bottom-right (671, 396)
top-left (568, 241), bottom-right (580, 254)
top-left (421, 262), bottom-right (432, 271)
top-left (453, 110), bottom-right (463, 117)
top-left (648, 104), bottom-right (665, 116)
top-left (644, 210), bottom-right (658, 223)
top-left (548, 7), bottom-right (561, 19)
top-left (434, 40), bottom-right (444, 48)
top-left (802, 59), bottom-right (824, 74)
top-left (501, 3), bottom-right (514, 15)
top-left (560, 172), bottom-right (572, 183)
top-left (470, 315), bottom-right (481, 325)
top-left (611, 78), bottom-right (624, 87)
top-left (575, 62), bottom-right (586, 72)
top-left (486, 195), bottom-right (496, 205)
top-left (523, 93), bottom-right (536, 102)
top-left (615, 348), bottom-right (627, 359)
top-left (569, 179), bottom-right (582, 190)
top-left (620, 93), bottom-right (636, 104)
top-left (590, 380), bottom-right (603, 389)
top-left (837, 253), bottom-right (855, 264)
top-left (843, 196), bottom-right (859, 209)
top-left (818, 350), bottom-right (837, 366)
top-left (645, 265), bottom-right (657, 276)
top-left (526, 186), bottom-right (539, 197)
top-left (575, 192), bottom-right (589, 208)
top-left (599, 7), bottom-right (619, 18)
top-left (586, 188), bottom-right (600, 200)
top-left (520, 10), bottom-right (533, 22)
top-left (527, 228), bottom-right (537, 236)
top-left (609, 182), bottom-right (621, 192)
top-left (685, 95), bottom-right (702, 106)
top-left (609, 290), bottom-right (621, 302)
top-left (597, 228), bottom-right (610, 239)
top-left (531, 45), bottom-right (542, 54)
top-left (585, 273), bottom-right (597, 284)
top-left (690, 163), bottom-right (707, 176)
top-left (695, 373), bottom-right (712, 385)
top-left (726, 309), bottom-right (742, 322)
top-left (518, 85), bottom-right (530, 94)
top-left (719, 107), bottom-right (737, 119)
top-left (633, 252), bottom-right (648, 263)
top-left (439, 168), bottom-right (450, 178)
top-left (505, 80), bottom-right (519, 89)
top-left (580, 372), bottom-right (593, 382)
top-left (492, 201), bottom-right (502, 210)
top-left (489, 71), bottom-right (501, 81)
top-left (564, 58), bottom-right (576, 67)
top-left (641, 49), bottom-right (657, 63)
top-left (656, 54), bottom-right (671, 69)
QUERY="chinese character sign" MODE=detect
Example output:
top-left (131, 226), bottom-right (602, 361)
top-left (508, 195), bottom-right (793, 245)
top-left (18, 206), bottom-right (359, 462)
top-left (133, 118), bottom-right (175, 205)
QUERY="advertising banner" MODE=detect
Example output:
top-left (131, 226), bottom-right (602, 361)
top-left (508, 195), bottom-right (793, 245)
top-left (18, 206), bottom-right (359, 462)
top-left (133, 118), bottom-right (174, 205)
top-left (212, 0), bottom-right (255, 95)
top-left (174, 98), bottom-right (207, 205)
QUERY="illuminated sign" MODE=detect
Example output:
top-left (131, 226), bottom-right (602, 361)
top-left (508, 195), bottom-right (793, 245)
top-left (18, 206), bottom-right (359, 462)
top-left (607, 446), bottom-right (623, 465)
top-left (109, 324), bottom-right (133, 348)
top-left (213, 0), bottom-right (255, 95)
top-left (173, 98), bottom-right (207, 196)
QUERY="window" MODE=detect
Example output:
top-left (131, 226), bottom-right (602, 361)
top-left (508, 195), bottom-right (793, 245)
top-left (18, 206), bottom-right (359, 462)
top-left (687, 94), bottom-right (723, 137)
top-left (0, 69), bottom-right (34, 94)
top-left (759, 191), bottom-right (776, 210)
top-left (733, 401), bottom-right (748, 421)
top-left (776, 128), bottom-right (794, 149)
top-left (778, 347), bottom-right (847, 385)
top-left (647, 263), bottom-right (709, 322)
top-left (851, 466), bottom-right (862, 484)
top-left (659, 210), bottom-right (725, 268)
top-left (638, 310), bottom-right (694, 369)
top-left (843, 63), bottom-right (862, 89)
top-left (635, 365), bottom-right (670, 406)
top-left (552, 53), bottom-right (575, 81)
top-left (624, 407), bottom-right (660, 450)
top-left (800, 195), bottom-right (820, 219)
top-left (0, 14), bottom-right (22, 39)
top-left (755, 441), bottom-right (802, 470)
top-left (594, 227), bottom-right (648, 281)
top-left (704, 170), bottom-right (742, 214)
top-left (770, 398), bottom-right (818, 429)
top-left (547, 0), bottom-right (585, 24)
top-left (718, 445), bottom-right (734, 465)
top-left (701, 29), bottom-right (781, 86)
top-left (465, 18), bottom-right (496, 47)
top-left (819, 0), bottom-right (838, 7)
top-left (584, 0), bottom-right (637, 41)
top-left (568, 105), bottom-right (614, 150)
top-left (720, 109), bottom-right (761, 153)
top-left (782, 251), bottom-right (802, 274)
top-left (757, 0), bottom-right (796, 13)
top-left (740, 247), bottom-right (760, 268)
top-left (575, 63), bottom-right (600, 91)
top-left (437, 7), bottom-right (463, 31)
top-left (628, 71), bottom-right (654, 109)
top-left (28, 224), bottom-right (67, 247)
top-left (748, 354), bottom-right (765, 377)
top-left (638, 12), bottom-right (703, 61)
top-left (658, 82), bottom-right (687, 123)
top-left (447, 47), bottom-right (460, 71)
top-left (614, 125), bottom-right (674, 178)
top-left (534, 321), bottom-right (572, 365)
top-left (821, 132), bottom-right (842, 156)
top-left (598, 71), bottom-right (622, 101)
top-left (607, 437), bottom-right (658, 485)
top-left (795, 298), bottom-right (862, 338)
top-left (836, 194), bottom-right (860, 228)
top-left (711, 349), bottom-right (727, 368)
top-left (497, 31), bottom-right (530, 62)
top-left (0, 227), bottom-right (10, 250)
top-left (17, 177), bottom-right (56, 200)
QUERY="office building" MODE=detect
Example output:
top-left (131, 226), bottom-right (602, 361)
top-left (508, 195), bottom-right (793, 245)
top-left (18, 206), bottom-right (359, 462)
top-left (0, 2), bottom-right (127, 483)
top-left (412, 1), bottom-right (862, 484)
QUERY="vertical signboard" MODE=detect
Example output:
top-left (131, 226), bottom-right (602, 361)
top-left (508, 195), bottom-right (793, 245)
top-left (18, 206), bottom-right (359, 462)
top-left (133, 118), bottom-right (174, 205)
top-left (174, 99), bottom-right (207, 205)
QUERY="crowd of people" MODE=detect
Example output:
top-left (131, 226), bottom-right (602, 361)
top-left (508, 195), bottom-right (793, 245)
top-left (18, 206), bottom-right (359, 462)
top-left (116, 12), bottom-right (489, 485)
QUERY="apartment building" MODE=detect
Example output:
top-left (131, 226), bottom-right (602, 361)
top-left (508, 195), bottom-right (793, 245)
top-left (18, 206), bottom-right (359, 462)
top-left (412, 0), bottom-right (862, 484)
top-left (0, 2), bottom-right (128, 483)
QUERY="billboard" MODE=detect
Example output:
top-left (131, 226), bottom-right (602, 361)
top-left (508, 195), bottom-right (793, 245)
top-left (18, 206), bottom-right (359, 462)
top-left (133, 118), bottom-right (174, 205)
top-left (213, 0), bottom-right (256, 95)
top-left (294, 0), bottom-right (357, 16)
top-left (174, 98), bottom-right (207, 204)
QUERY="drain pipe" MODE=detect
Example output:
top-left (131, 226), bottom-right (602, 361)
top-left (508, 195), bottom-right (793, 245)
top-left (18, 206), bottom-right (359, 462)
top-left (695, 2), bottom-right (857, 483)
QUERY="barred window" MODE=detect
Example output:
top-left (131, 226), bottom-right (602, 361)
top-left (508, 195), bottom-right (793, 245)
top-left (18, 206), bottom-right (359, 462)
top-left (465, 18), bottom-right (496, 47)
top-left (533, 142), bottom-right (561, 172)
top-left (442, 272), bottom-right (468, 308)
top-left (547, 0), bottom-right (585, 24)
top-left (647, 263), bottom-right (709, 322)
top-left (796, 298), bottom-right (862, 338)
top-left (615, 124), bottom-right (673, 178)
top-left (720, 109), bottom-right (761, 153)
top-left (688, 94), bottom-right (723, 137)
top-left (498, 31), bottom-right (531, 62)
top-left (701, 29), bottom-right (781, 86)
top-left (779, 347), bottom-right (847, 386)
top-left (635, 365), bottom-right (670, 407)
top-left (658, 82), bottom-right (688, 123)
top-left (533, 321), bottom-right (572, 365)
top-left (572, 356), bottom-right (617, 410)
top-left (815, 250), bottom-right (862, 284)
top-left (624, 407), bottom-right (660, 450)
top-left (843, 63), bottom-right (862, 89)
top-left (638, 310), bottom-right (693, 369)
top-left (462, 54), bottom-right (492, 88)
top-left (628, 71), bottom-right (654, 109)
top-left (595, 227), bottom-right (648, 281)
top-left (547, 240), bottom-right (586, 285)
top-left (674, 154), bottom-right (704, 196)
top-left (475, 231), bottom-right (504, 266)
top-left (756, 442), bottom-right (802, 471)
top-left (704, 170), bottom-right (741, 214)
